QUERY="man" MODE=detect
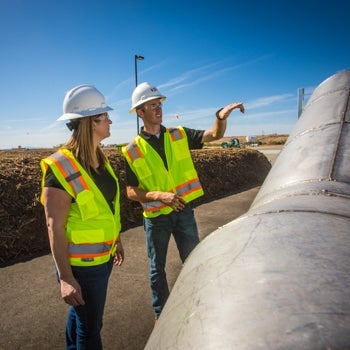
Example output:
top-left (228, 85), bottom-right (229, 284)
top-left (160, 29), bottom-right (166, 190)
top-left (122, 82), bottom-right (244, 321)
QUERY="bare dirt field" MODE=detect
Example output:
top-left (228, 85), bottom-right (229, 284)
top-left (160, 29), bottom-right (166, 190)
top-left (0, 135), bottom-right (285, 266)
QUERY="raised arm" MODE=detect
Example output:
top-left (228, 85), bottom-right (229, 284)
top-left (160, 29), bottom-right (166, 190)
top-left (202, 102), bottom-right (245, 143)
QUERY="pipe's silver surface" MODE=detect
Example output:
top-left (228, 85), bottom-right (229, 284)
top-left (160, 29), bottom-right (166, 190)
top-left (145, 70), bottom-right (350, 350)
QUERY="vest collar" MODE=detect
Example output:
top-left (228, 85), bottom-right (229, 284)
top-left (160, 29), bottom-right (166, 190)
top-left (140, 125), bottom-right (167, 139)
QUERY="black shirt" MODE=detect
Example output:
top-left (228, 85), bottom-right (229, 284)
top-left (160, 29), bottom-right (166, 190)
top-left (125, 125), bottom-right (205, 187)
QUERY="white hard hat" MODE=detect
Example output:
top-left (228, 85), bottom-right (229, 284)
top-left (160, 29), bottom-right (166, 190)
top-left (57, 84), bottom-right (113, 121)
top-left (130, 82), bottom-right (166, 113)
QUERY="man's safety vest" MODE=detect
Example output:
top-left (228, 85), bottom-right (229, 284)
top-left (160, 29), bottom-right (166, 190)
top-left (40, 148), bottom-right (121, 266)
top-left (122, 126), bottom-right (204, 218)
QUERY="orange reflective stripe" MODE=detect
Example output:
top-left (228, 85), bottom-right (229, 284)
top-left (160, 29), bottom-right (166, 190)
top-left (126, 142), bottom-right (143, 162)
top-left (48, 151), bottom-right (89, 196)
top-left (176, 178), bottom-right (202, 196)
top-left (168, 127), bottom-right (184, 141)
top-left (141, 201), bottom-right (168, 213)
top-left (68, 239), bottom-right (115, 258)
top-left (70, 251), bottom-right (110, 259)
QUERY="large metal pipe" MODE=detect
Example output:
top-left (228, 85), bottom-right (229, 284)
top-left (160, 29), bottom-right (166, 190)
top-left (145, 70), bottom-right (350, 350)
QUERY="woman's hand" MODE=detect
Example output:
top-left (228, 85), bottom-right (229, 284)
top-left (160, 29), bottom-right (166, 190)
top-left (60, 278), bottom-right (85, 306)
top-left (114, 239), bottom-right (124, 266)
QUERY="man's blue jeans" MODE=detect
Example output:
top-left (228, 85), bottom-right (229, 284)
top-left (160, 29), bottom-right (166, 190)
top-left (144, 204), bottom-right (200, 318)
top-left (65, 257), bottom-right (113, 350)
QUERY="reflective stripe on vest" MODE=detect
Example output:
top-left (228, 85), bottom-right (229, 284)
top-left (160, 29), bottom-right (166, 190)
top-left (69, 240), bottom-right (114, 258)
top-left (141, 200), bottom-right (168, 213)
top-left (141, 178), bottom-right (202, 213)
top-left (176, 178), bottom-right (202, 196)
top-left (125, 141), bottom-right (143, 162)
top-left (168, 127), bottom-right (185, 141)
top-left (125, 128), bottom-right (184, 162)
top-left (47, 150), bottom-right (89, 196)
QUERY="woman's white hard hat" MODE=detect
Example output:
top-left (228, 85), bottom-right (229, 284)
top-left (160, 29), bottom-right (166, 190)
top-left (130, 82), bottom-right (166, 113)
top-left (57, 84), bottom-right (113, 121)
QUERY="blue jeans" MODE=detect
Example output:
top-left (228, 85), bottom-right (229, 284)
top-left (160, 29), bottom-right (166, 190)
top-left (65, 257), bottom-right (113, 350)
top-left (144, 204), bottom-right (200, 318)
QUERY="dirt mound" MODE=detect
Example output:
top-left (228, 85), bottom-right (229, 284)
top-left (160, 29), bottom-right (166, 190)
top-left (0, 148), bottom-right (271, 266)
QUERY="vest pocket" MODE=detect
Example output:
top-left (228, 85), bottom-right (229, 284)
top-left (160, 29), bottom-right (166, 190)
top-left (133, 158), bottom-right (152, 180)
top-left (76, 190), bottom-right (99, 221)
top-left (70, 228), bottom-right (105, 244)
top-left (172, 139), bottom-right (190, 160)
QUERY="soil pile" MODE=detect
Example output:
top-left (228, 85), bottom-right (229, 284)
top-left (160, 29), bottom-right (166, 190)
top-left (0, 148), bottom-right (271, 266)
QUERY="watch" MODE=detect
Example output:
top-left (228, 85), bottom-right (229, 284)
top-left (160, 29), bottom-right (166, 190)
top-left (216, 108), bottom-right (225, 120)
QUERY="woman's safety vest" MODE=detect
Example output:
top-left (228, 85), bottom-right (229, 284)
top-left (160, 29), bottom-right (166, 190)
top-left (122, 126), bottom-right (204, 218)
top-left (40, 148), bottom-right (121, 267)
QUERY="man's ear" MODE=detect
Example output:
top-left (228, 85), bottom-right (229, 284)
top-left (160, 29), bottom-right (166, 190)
top-left (136, 110), bottom-right (144, 119)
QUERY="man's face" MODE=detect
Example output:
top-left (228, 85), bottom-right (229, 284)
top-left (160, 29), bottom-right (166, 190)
top-left (138, 99), bottom-right (163, 126)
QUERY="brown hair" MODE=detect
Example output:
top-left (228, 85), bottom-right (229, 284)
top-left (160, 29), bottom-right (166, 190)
top-left (63, 116), bottom-right (107, 177)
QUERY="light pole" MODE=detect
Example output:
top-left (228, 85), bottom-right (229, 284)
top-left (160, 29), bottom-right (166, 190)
top-left (134, 54), bottom-right (144, 134)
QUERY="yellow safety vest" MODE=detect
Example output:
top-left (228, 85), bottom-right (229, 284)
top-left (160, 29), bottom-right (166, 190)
top-left (122, 127), bottom-right (204, 218)
top-left (40, 148), bottom-right (121, 266)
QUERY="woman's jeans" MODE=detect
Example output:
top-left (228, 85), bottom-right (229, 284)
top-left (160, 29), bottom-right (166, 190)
top-left (65, 257), bottom-right (113, 350)
top-left (144, 204), bottom-right (200, 318)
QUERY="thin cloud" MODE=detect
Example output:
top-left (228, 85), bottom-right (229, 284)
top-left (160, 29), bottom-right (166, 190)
top-left (108, 55), bottom-right (272, 111)
top-left (246, 94), bottom-right (294, 109)
top-left (161, 55), bottom-right (272, 95)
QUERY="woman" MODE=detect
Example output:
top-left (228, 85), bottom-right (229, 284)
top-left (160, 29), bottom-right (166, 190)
top-left (40, 84), bottom-right (124, 349)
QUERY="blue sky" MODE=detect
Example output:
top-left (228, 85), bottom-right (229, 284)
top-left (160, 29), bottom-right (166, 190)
top-left (0, 0), bottom-right (349, 149)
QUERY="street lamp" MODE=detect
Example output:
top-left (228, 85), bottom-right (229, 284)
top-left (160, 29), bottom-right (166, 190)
top-left (134, 54), bottom-right (144, 134)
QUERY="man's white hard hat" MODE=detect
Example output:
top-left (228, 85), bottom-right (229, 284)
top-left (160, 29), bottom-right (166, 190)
top-left (130, 82), bottom-right (166, 113)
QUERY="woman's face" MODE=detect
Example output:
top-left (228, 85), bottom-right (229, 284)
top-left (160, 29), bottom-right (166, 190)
top-left (92, 113), bottom-right (113, 142)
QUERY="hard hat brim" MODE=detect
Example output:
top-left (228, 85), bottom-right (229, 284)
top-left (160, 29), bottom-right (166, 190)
top-left (129, 96), bottom-right (166, 113)
top-left (57, 106), bottom-right (113, 121)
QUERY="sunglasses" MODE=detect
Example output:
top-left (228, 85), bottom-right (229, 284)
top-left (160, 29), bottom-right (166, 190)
top-left (144, 102), bottom-right (163, 110)
top-left (93, 113), bottom-right (110, 122)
